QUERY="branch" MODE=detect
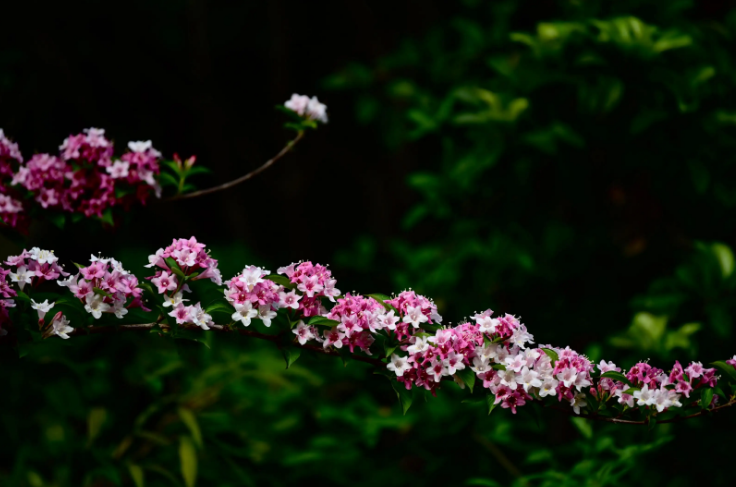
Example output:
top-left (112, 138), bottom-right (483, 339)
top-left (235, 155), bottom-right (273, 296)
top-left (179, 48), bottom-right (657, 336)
top-left (66, 322), bottom-right (735, 426)
top-left (168, 131), bottom-right (305, 201)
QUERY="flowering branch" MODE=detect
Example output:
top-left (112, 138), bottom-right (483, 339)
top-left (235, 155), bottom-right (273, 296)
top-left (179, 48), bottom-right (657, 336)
top-left (167, 130), bottom-right (305, 201)
top-left (0, 93), bottom-right (326, 232)
top-left (1, 238), bottom-right (735, 426)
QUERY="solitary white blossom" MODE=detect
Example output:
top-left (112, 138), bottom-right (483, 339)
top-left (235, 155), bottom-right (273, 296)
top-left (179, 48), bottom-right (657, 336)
top-left (387, 354), bottom-right (412, 377)
top-left (51, 314), bottom-right (74, 339)
top-left (31, 299), bottom-right (54, 321)
top-left (84, 294), bottom-right (111, 319)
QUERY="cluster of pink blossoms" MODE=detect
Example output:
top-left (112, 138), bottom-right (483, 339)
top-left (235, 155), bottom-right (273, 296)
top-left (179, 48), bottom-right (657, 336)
top-left (276, 261), bottom-right (340, 317)
top-left (5, 248), bottom-right (69, 291)
top-left (146, 237), bottom-right (223, 330)
top-left (59, 255), bottom-right (145, 320)
top-left (0, 129), bottom-right (26, 230)
top-left (223, 265), bottom-right (285, 327)
top-left (0, 128), bottom-right (163, 231)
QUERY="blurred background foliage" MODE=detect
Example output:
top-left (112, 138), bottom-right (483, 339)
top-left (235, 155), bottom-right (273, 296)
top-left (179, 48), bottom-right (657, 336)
top-left (2, 0), bottom-right (736, 485)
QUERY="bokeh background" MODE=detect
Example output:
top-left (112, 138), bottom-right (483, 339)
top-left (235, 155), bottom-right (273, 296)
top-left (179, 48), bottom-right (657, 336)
top-left (2, 0), bottom-right (736, 485)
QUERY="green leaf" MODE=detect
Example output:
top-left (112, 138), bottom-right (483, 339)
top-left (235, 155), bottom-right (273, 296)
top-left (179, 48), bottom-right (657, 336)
top-left (49, 213), bottom-right (66, 230)
top-left (265, 274), bottom-right (296, 289)
top-left (165, 257), bottom-right (184, 277)
top-left (486, 394), bottom-right (498, 415)
top-left (571, 416), bottom-right (592, 439)
top-left (621, 387), bottom-right (641, 395)
top-left (128, 464), bottom-right (145, 487)
top-left (700, 388), bottom-right (714, 410)
top-left (711, 361), bottom-right (736, 382)
top-left (159, 171), bottom-right (181, 188)
top-left (14, 291), bottom-right (31, 302)
top-left (384, 345), bottom-right (398, 358)
top-left (179, 436), bottom-right (197, 487)
top-left (87, 407), bottom-right (107, 446)
top-left (93, 287), bottom-right (113, 299)
top-left (204, 302), bottom-right (233, 315)
top-left (281, 345), bottom-right (301, 369)
top-left (541, 348), bottom-right (559, 364)
top-left (492, 364), bottom-right (506, 371)
top-left (365, 293), bottom-right (398, 312)
top-left (178, 408), bottom-right (203, 449)
top-left (307, 316), bottom-right (341, 327)
top-left (391, 381), bottom-right (414, 415)
top-left (100, 209), bottom-right (114, 226)
top-left (455, 367), bottom-right (476, 393)
top-left (600, 371), bottom-right (634, 388)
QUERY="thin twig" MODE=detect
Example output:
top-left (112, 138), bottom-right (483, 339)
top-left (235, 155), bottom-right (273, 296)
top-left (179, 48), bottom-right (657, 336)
top-left (67, 322), bottom-right (736, 425)
top-left (168, 131), bottom-right (305, 201)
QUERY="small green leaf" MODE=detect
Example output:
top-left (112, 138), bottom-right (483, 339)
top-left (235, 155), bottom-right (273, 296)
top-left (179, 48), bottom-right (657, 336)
top-left (204, 302), bottom-right (233, 315)
top-left (87, 407), bottom-right (107, 446)
top-left (391, 381), bottom-right (414, 415)
top-left (486, 394), bottom-right (498, 415)
top-left (179, 436), bottom-right (197, 487)
top-left (600, 371), bottom-right (634, 388)
top-left (366, 293), bottom-right (398, 312)
top-left (492, 364), bottom-right (506, 371)
top-left (165, 257), bottom-right (183, 273)
top-left (281, 345), bottom-right (301, 369)
top-left (100, 209), bottom-right (114, 226)
top-left (541, 348), bottom-right (559, 364)
top-left (456, 368), bottom-right (476, 393)
top-left (49, 213), bottom-right (66, 230)
top-left (621, 387), bottom-right (641, 395)
top-left (700, 388), bottom-right (714, 410)
top-left (93, 287), bottom-right (113, 299)
top-left (384, 345), bottom-right (398, 358)
top-left (307, 316), bottom-right (341, 327)
top-left (178, 408), bottom-right (203, 449)
top-left (492, 335), bottom-right (506, 343)
top-left (15, 291), bottom-right (31, 302)
top-left (265, 274), bottom-right (296, 289)
top-left (571, 416), bottom-right (593, 439)
top-left (127, 464), bottom-right (145, 487)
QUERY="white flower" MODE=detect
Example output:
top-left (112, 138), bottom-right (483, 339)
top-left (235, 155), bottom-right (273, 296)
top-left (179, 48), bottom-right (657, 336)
top-left (633, 384), bottom-right (655, 407)
top-left (31, 299), bottom-right (54, 321)
top-left (476, 343), bottom-right (500, 361)
top-left (51, 314), bottom-right (74, 339)
top-left (127, 140), bottom-right (161, 157)
top-left (84, 294), bottom-right (111, 319)
top-left (387, 354), bottom-right (412, 377)
top-left (443, 351), bottom-right (465, 375)
top-left (258, 305), bottom-right (277, 327)
top-left (556, 367), bottom-right (578, 388)
top-left (378, 310), bottom-right (399, 331)
top-left (190, 303), bottom-right (212, 330)
top-left (504, 353), bottom-right (526, 373)
top-left (322, 279), bottom-right (341, 302)
top-left (9, 266), bottom-right (33, 291)
top-left (112, 301), bottom-right (128, 319)
top-left (162, 291), bottom-right (188, 308)
top-left (570, 393), bottom-right (587, 415)
top-left (232, 302), bottom-right (258, 327)
top-left (538, 378), bottom-right (559, 397)
top-left (519, 366), bottom-right (542, 392)
top-left (238, 266), bottom-right (267, 292)
top-left (28, 247), bottom-right (57, 264)
top-left (477, 316), bottom-right (499, 334)
top-left (498, 369), bottom-right (518, 389)
top-left (284, 94), bottom-right (310, 116)
top-left (106, 160), bottom-right (130, 179)
top-left (574, 373), bottom-right (592, 391)
top-left (402, 305), bottom-right (428, 328)
top-left (306, 96), bottom-right (328, 123)
top-left (406, 337), bottom-right (430, 354)
top-left (470, 356), bottom-right (490, 374)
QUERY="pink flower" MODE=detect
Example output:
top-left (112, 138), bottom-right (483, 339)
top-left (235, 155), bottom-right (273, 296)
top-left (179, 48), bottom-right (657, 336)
top-left (151, 271), bottom-right (178, 294)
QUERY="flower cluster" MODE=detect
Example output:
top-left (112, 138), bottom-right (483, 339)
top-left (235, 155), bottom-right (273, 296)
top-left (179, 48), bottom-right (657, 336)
top-left (224, 266), bottom-right (282, 327)
top-left (0, 128), bottom-right (165, 230)
top-left (0, 130), bottom-right (27, 230)
top-left (0, 246), bottom-right (734, 422)
top-left (59, 255), bottom-right (145, 319)
top-left (277, 261), bottom-right (340, 317)
top-left (5, 248), bottom-right (69, 291)
top-left (284, 94), bottom-right (329, 123)
top-left (146, 237), bottom-right (223, 330)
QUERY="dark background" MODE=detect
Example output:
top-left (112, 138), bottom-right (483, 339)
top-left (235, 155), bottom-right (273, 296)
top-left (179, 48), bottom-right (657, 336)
top-left (3, 1), bottom-right (736, 486)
